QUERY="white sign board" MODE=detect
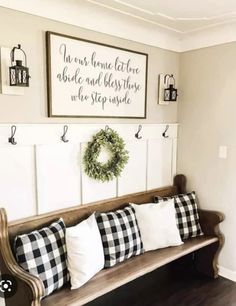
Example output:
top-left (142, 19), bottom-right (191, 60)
top-left (46, 32), bottom-right (148, 118)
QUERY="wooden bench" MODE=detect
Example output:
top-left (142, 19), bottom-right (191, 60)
top-left (0, 175), bottom-right (224, 306)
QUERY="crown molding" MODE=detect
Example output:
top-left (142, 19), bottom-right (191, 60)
top-left (89, 0), bottom-right (236, 30)
top-left (87, 0), bottom-right (182, 33)
top-left (180, 21), bottom-right (236, 52)
top-left (0, 0), bottom-right (236, 52)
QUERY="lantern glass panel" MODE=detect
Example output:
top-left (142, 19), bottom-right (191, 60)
top-left (171, 89), bottom-right (177, 101)
top-left (9, 68), bottom-right (16, 86)
top-left (23, 70), bottom-right (27, 84)
top-left (164, 89), bottom-right (171, 101)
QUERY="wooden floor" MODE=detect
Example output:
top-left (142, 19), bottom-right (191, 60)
top-left (87, 260), bottom-right (236, 306)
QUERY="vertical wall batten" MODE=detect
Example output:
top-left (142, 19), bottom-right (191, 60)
top-left (34, 145), bottom-right (40, 215)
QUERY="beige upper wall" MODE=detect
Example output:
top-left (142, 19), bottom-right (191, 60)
top-left (0, 7), bottom-right (179, 124)
top-left (178, 42), bottom-right (236, 272)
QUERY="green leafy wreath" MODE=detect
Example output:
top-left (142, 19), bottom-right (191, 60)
top-left (83, 127), bottom-right (129, 182)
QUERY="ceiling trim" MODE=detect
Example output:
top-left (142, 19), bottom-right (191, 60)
top-left (180, 22), bottom-right (236, 52)
top-left (182, 18), bottom-right (236, 34)
top-left (87, 0), bottom-right (182, 33)
top-left (87, 0), bottom-right (236, 34)
top-left (0, 0), bottom-right (236, 52)
top-left (113, 0), bottom-right (155, 15)
top-left (103, 0), bottom-right (236, 22)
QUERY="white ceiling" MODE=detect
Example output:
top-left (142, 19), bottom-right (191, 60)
top-left (87, 0), bottom-right (236, 33)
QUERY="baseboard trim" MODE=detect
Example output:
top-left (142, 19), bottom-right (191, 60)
top-left (218, 265), bottom-right (236, 282)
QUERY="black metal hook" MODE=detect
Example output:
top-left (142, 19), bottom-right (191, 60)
top-left (162, 125), bottom-right (169, 138)
top-left (164, 74), bottom-right (175, 87)
top-left (135, 125), bottom-right (142, 139)
top-left (105, 125), bottom-right (110, 132)
top-left (10, 44), bottom-right (28, 67)
top-left (61, 125), bottom-right (69, 143)
top-left (8, 125), bottom-right (17, 145)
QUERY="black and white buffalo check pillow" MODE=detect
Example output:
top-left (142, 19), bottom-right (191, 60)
top-left (154, 192), bottom-right (203, 240)
top-left (14, 218), bottom-right (68, 297)
top-left (96, 206), bottom-right (143, 268)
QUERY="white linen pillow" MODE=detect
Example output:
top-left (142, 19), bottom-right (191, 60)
top-left (131, 200), bottom-right (183, 252)
top-left (66, 213), bottom-right (105, 290)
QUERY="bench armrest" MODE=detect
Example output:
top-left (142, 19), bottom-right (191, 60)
top-left (198, 209), bottom-right (224, 238)
top-left (194, 209), bottom-right (225, 278)
top-left (0, 208), bottom-right (44, 306)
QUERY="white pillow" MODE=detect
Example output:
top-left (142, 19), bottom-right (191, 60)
top-left (131, 200), bottom-right (183, 252)
top-left (66, 213), bottom-right (105, 290)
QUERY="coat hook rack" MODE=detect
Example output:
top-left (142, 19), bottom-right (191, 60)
top-left (61, 125), bottom-right (69, 143)
top-left (8, 125), bottom-right (17, 145)
top-left (162, 125), bottom-right (169, 138)
top-left (135, 125), bottom-right (142, 139)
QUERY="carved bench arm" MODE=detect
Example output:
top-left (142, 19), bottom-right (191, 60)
top-left (198, 209), bottom-right (225, 238)
top-left (0, 208), bottom-right (44, 306)
top-left (195, 209), bottom-right (225, 278)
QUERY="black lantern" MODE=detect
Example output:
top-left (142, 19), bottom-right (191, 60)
top-left (164, 74), bottom-right (178, 102)
top-left (9, 44), bottom-right (30, 87)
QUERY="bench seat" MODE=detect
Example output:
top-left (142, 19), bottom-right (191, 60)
top-left (42, 236), bottom-right (218, 306)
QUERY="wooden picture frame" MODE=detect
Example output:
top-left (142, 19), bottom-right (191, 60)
top-left (46, 31), bottom-right (148, 118)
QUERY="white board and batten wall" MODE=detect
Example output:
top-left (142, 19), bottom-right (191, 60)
top-left (0, 123), bottom-right (178, 221)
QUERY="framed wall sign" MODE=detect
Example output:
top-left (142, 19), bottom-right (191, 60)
top-left (46, 32), bottom-right (148, 118)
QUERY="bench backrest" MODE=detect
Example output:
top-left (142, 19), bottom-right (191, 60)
top-left (7, 185), bottom-right (177, 248)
